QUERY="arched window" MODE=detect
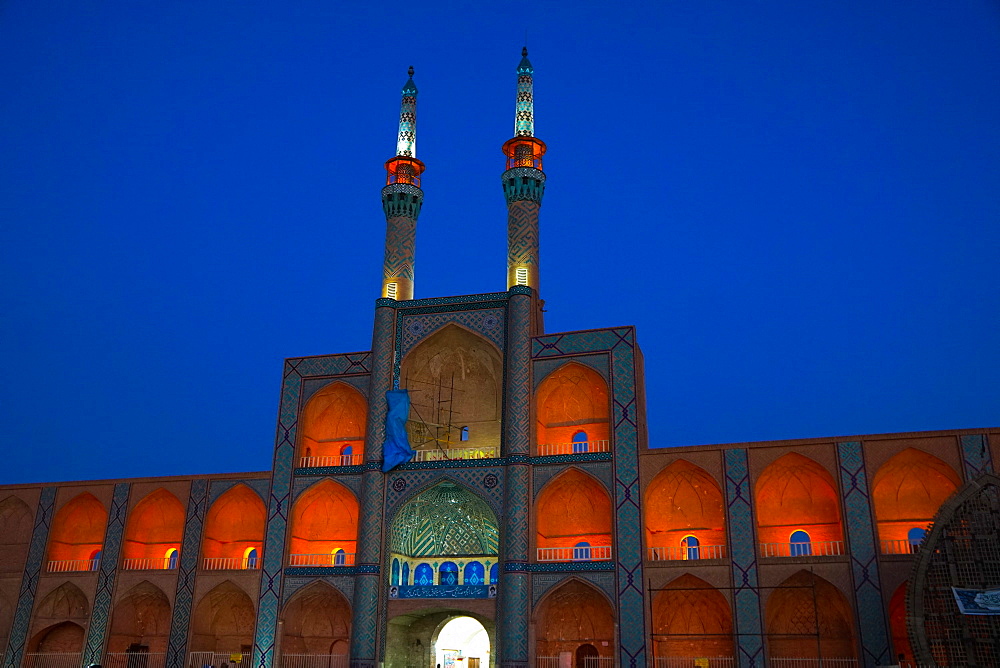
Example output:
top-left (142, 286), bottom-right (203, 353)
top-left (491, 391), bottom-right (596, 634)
top-left (573, 541), bottom-right (592, 561)
top-left (439, 561), bottom-right (459, 586)
top-left (401, 562), bottom-right (409, 586)
top-left (341, 445), bottom-right (353, 464)
top-left (333, 549), bottom-right (346, 566)
top-left (790, 530), bottom-right (812, 557)
top-left (489, 563), bottom-right (499, 585)
top-left (391, 558), bottom-right (400, 585)
top-left (464, 561), bottom-right (484, 585)
top-left (907, 527), bottom-right (927, 552)
top-left (166, 548), bottom-right (179, 570)
top-left (90, 549), bottom-right (102, 570)
top-left (682, 535), bottom-right (700, 560)
top-left (460, 426), bottom-right (470, 442)
top-left (243, 547), bottom-right (258, 569)
top-left (414, 563), bottom-right (433, 586)
top-left (572, 431), bottom-right (589, 453)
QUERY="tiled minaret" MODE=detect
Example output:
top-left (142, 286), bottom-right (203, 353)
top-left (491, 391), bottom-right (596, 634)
top-left (381, 66), bottom-right (424, 301)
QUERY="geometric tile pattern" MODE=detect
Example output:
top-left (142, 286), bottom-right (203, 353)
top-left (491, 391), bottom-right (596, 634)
top-left (384, 468), bottom-right (506, 520)
top-left (532, 353), bottom-right (609, 390)
top-left (532, 462), bottom-right (613, 500)
top-left (166, 478), bottom-right (209, 668)
top-left (209, 478), bottom-right (270, 506)
top-left (2, 487), bottom-right (55, 668)
top-left (399, 307), bottom-right (506, 357)
top-left (836, 441), bottom-right (890, 668)
top-left (531, 572), bottom-right (616, 608)
top-left (532, 326), bottom-right (645, 668)
top-left (292, 474), bottom-right (362, 501)
top-left (282, 576), bottom-right (354, 604)
top-left (84, 482), bottom-right (131, 666)
top-left (506, 200), bottom-right (540, 289)
top-left (960, 433), bottom-right (994, 480)
top-left (723, 448), bottom-right (764, 668)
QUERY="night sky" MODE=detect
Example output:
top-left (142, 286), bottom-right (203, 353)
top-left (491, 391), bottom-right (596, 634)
top-left (2, 2), bottom-right (998, 484)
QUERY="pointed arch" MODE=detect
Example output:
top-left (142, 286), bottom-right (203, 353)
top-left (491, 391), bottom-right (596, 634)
top-left (0, 589), bottom-right (13, 652)
top-left (645, 460), bottom-right (726, 560)
top-left (190, 581), bottom-right (255, 653)
top-left (765, 570), bottom-right (856, 660)
top-left (533, 578), bottom-right (615, 660)
top-left (755, 453), bottom-right (844, 551)
top-left (872, 448), bottom-right (961, 548)
top-left (107, 581), bottom-right (172, 652)
top-left (652, 574), bottom-right (733, 659)
top-left (280, 581), bottom-right (352, 655)
top-left (123, 488), bottom-right (185, 568)
top-left (536, 468), bottom-right (612, 561)
top-left (298, 381), bottom-right (368, 466)
top-left (288, 479), bottom-right (358, 565)
top-left (202, 484), bottom-right (265, 569)
top-left (400, 324), bottom-right (503, 451)
top-left (28, 621), bottom-right (85, 654)
top-left (535, 362), bottom-right (610, 453)
top-left (0, 495), bottom-right (33, 573)
top-left (47, 493), bottom-right (107, 568)
top-left (29, 582), bottom-right (89, 652)
top-left (888, 582), bottom-right (913, 664)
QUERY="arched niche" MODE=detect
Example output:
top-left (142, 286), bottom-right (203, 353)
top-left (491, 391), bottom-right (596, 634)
top-left (280, 581), bottom-right (352, 655)
top-left (400, 324), bottom-right (503, 451)
top-left (644, 460), bottom-right (726, 559)
top-left (534, 579), bottom-right (615, 660)
top-left (0, 589), bottom-right (14, 648)
top-left (108, 581), bottom-right (172, 652)
top-left (29, 582), bottom-right (89, 651)
top-left (202, 485), bottom-right (265, 569)
top-left (123, 488), bottom-right (186, 568)
top-left (0, 495), bottom-right (34, 573)
top-left (888, 582), bottom-right (913, 664)
top-left (298, 382), bottom-right (367, 466)
top-left (872, 448), bottom-right (960, 547)
top-left (28, 621), bottom-right (85, 654)
top-left (47, 493), bottom-right (107, 567)
top-left (536, 469), bottom-right (612, 559)
top-left (652, 574), bottom-right (733, 659)
top-left (190, 581), bottom-right (255, 653)
top-left (755, 453), bottom-right (844, 550)
top-left (288, 479), bottom-right (358, 565)
top-left (765, 570), bottom-right (856, 660)
top-left (534, 362), bottom-right (610, 453)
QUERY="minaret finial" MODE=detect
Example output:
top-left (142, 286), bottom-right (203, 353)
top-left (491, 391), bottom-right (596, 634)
top-left (396, 67), bottom-right (418, 157)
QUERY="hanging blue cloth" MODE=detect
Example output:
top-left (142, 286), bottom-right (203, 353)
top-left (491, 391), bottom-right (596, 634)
top-left (381, 389), bottom-right (415, 472)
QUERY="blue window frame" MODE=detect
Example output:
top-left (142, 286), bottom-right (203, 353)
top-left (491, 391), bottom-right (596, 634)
top-left (908, 527), bottom-right (927, 552)
top-left (391, 558), bottom-right (400, 585)
top-left (489, 563), bottom-right (499, 585)
top-left (573, 541), bottom-right (592, 561)
top-left (439, 561), bottom-right (459, 586)
top-left (333, 549), bottom-right (346, 566)
top-left (572, 431), bottom-right (589, 453)
top-left (167, 549), bottom-right (179, 570)
top-left (682, 535), bottom-right (700, 560)
top-left (245, 548), bottom-right (258, 569)
top-left (414, 563), bottom-right (434, 586)
top-left (464, 561), bottom-right (484, 585)
top-left (790, 530), bottom-right (812, 556)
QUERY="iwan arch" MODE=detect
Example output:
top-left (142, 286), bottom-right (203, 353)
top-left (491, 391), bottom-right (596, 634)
top-left (1, 51), bottom-right (998, 668)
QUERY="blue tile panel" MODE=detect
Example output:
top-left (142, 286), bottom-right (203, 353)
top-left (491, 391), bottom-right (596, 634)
top-left (723, 448), bottom-right (764, 668)
top-left (84, 482), bottom-right (132, 665)
top-left (836, 441), bottom-right (890, 668)
top-left (960, 434), bottom-right (994, 480)
top-left (2, 487), bottom-right (56, 668)
top-left (532, 327), bottom-right (646, 668)
top-left (166, 478), bottom-right (209, 668)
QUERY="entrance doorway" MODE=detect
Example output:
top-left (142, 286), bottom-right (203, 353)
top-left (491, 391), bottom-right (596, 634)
top-left (385, 610), bottom-right (494, 668)
top-left (435, 616), bottom-right (490, 668)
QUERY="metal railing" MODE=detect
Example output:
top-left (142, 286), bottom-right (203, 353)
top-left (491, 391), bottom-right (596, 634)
top-left (880, 538), bottom-right (922, 555)
top-left (536, 658), bottom-right (615, 668)
top-left (759, 540), bottom-right (844, 558)
top-left (537, 546), bottom-right (612, 562)
top-left (288, 552), bottom-right (357, 567)
top-left (280, 655), bottom-right (349, 668)
top-left (22, 654), bottom-right (82, 668)
top-left (536, 440), bottom-right (611, 457)
top-left (121, 557), bottom-right (176, 570)
top-left (104, 652), bottom-right (167, 668)
top-left (299, 454), bottom-right (363, 468)
top-left (189, 652), bottom-right (252, 668)
top-left (412, 446), bottom-right (499, 462)
top-left (654, 658), bottom-right (735, 668)
top-left (648, 544), bottom-right (728, 561)
top-left (769, 659), bottom-right (858, 668)
top-left (46, 558), bottom-right (100, 573)
top-left (202, 557), bottom-right (261, 571)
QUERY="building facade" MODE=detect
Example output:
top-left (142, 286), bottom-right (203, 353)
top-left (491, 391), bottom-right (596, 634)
top-left (1, 52), bottom-right (997, 668)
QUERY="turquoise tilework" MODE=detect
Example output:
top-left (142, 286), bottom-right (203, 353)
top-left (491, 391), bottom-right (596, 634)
top-left (83, 482), bottom-right (131, 665)
top-left (2, 487), bottom-right (55, 668)
top-left (166, 478), bottom-right (209, 668)
top-left (384, 470), bottom-right (506, 520)
top-left (399, 307), bottom-right (506, 357)
top-left (836, 441), bottom-right (890, 667)
top-left (723, 448), bottom-right (764, 668)
top-left (960, 434), bottom-right (994, 480)
top-left (498, 572), bottom-right (529, 668)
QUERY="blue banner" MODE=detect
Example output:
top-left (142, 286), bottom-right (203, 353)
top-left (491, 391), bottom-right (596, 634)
top-left (953, 587), bottom-right (1000, 615)
top-left (381, 389), bottom-right (415, 472)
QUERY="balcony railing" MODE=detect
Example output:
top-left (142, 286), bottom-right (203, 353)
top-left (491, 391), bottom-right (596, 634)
top-left (189, 652), bottom-right (252, 668)
top-left (881, 538), bottom-right (922, 555)
top-left (299, 454), bottom-right (363, 468)
top-left (648, 544), bottom-right (728, 561)
top-left (769, 659), bottom-right (858, 668)
top-left (759, 540), bottom-right (844, 558)
top-left (537, 546), bottom-right (612, 562)
top-left (288, 552), bottom-right (357, 567)
top-left (281, 655), bottom-right (349, 668)
top-left (202, 557), bottom-right (261, 571)
top-left (104, 653), bottom-right (167, 668)
top-left (22, 654), bottom-right (82, 668)
top-left (538, 657), bottom-right (615, 668)
top-left (655, 658), bottom-right (735, 668)
top-left (536, 440), bottom-right (610, 457)
top-left (46, 558), bottom-right (100, 573)
top-left (412, 446), bottom-right (499, 462)
top-left (122, 557), bottom-right (177, 570)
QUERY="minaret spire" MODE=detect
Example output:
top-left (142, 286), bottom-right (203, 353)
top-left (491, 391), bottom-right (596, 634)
top-left (514, 46), bottom-right (534, 137)
top-left (380, 66), bottom-right (425, 301)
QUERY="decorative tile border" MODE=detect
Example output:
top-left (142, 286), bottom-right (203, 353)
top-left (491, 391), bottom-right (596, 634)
top-left (532, 353), bottom-right (610, 390)
top-left (301, 375), bottom-right (371, 404)
top-left (532, 462), bottom-right (614, 500)
top-left (83, 482), bottom-right (131, 665)
top-left (209, 478), bottom-right (270, 505)
top-left (282, 576), bottom-right (354, 604)
top-left (960, 434), bottom-right (994, 480)
top-left (283, 566), bottom-right (357, 577)
top-left (525, 562), bottom-right (615, 573)
top-left (531, 572), bottom-right (616, 608)
top-left (166, 479), bottom-right (209, 668)
top-left (723, 448), bottom-right (764, 668)
top-left (399, 307), bottom-right (506, 357)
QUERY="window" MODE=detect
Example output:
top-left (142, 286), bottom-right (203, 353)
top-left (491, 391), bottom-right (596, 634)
top-left (489, 562), bottom-right (499, 585)
top-left (90, 549), bottom-right (102, 570)
top-left (464, 561), bottom-right (484, 585)
top-left (515, 267), bottom-right (528, 286)
top-left (572, 431), bottom-right (589, 453)
top-left (243, 547), bottom-right (258, 569)
top-left (391, 558), bottom-right (400, 585)
top-left (682, 535), bottom-right (700, 560)
top-left (333, 548), bottom-right (346, 566)
top-left (790, 530), bottom-right (812, 557)
top-left (341, 444), bottom-right (353, 464)
top-left (166, 548), bottom-right (179, 570)
top-left (415, 563), bottom-right (433, 586)
top-left (386, 282), bottom-right (398, 299)
top-left (439, 561), bottom-right (459, 586)
top-left (907, 527), bottom-right (927, 553)
top-left (460, 426), bottom-right (470, 442)
top-left (573, 541), bottom-right (592, 561)
top-left (401, 562), bottom-right (410, 586)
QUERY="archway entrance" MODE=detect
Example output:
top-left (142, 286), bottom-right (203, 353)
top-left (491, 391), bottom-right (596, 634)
top-left (384, 609), bottom-right (495, 668)
top-left (434, 616), bottom-right (490, 668)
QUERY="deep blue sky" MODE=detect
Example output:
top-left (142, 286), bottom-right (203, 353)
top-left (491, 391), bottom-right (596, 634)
top-left (2, 2), bottom-right (998, 484)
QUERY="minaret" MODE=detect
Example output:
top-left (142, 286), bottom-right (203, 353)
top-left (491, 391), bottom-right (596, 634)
top-left (381, 66), bottom-right (424, 301)
top-left (502, 47), bottom-right (546, 302)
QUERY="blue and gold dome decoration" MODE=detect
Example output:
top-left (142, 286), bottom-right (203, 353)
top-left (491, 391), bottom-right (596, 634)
top-left (390, 482), bottom-right (499, 557)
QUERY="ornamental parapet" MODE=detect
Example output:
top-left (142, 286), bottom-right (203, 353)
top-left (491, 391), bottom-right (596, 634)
top-left (381, 182), bottom-right (423, 219)
top-left (502, 166), bottom-right (545, 204)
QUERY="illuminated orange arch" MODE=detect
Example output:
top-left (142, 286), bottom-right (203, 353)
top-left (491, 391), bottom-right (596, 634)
top-left (644, 460), bottom-right (726, 553)
top-left (888, 582), bottom-right (913, 664)
top-left (123, 488), bottom-right (185, 562)
top-left (754, 453), bottom-right (843, 545)
top-left (298, 382), bottom-right (367, 463)
top-left (288, 479), bottom-right (359, 558)
top-left (536, 468), bottom-right (612, 551)
top-left (280, 581), bottom-right (352, 655)
top-left (653, 574), bottom-right (733, 658)
top-left (765, 570), bottom-right (856, 660)
top-left (535, 362), bottom-right (610, 449)
top-left (872, 448), bottom-right (960, 544)
top-left (191, 580), bottom-right (256, 653)
top-left (47, 492), bottom-right (107, 563)
top-left (533, 578), bottom-right (615, 659)
top-left (202, 484), bottom-right (265, 564)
